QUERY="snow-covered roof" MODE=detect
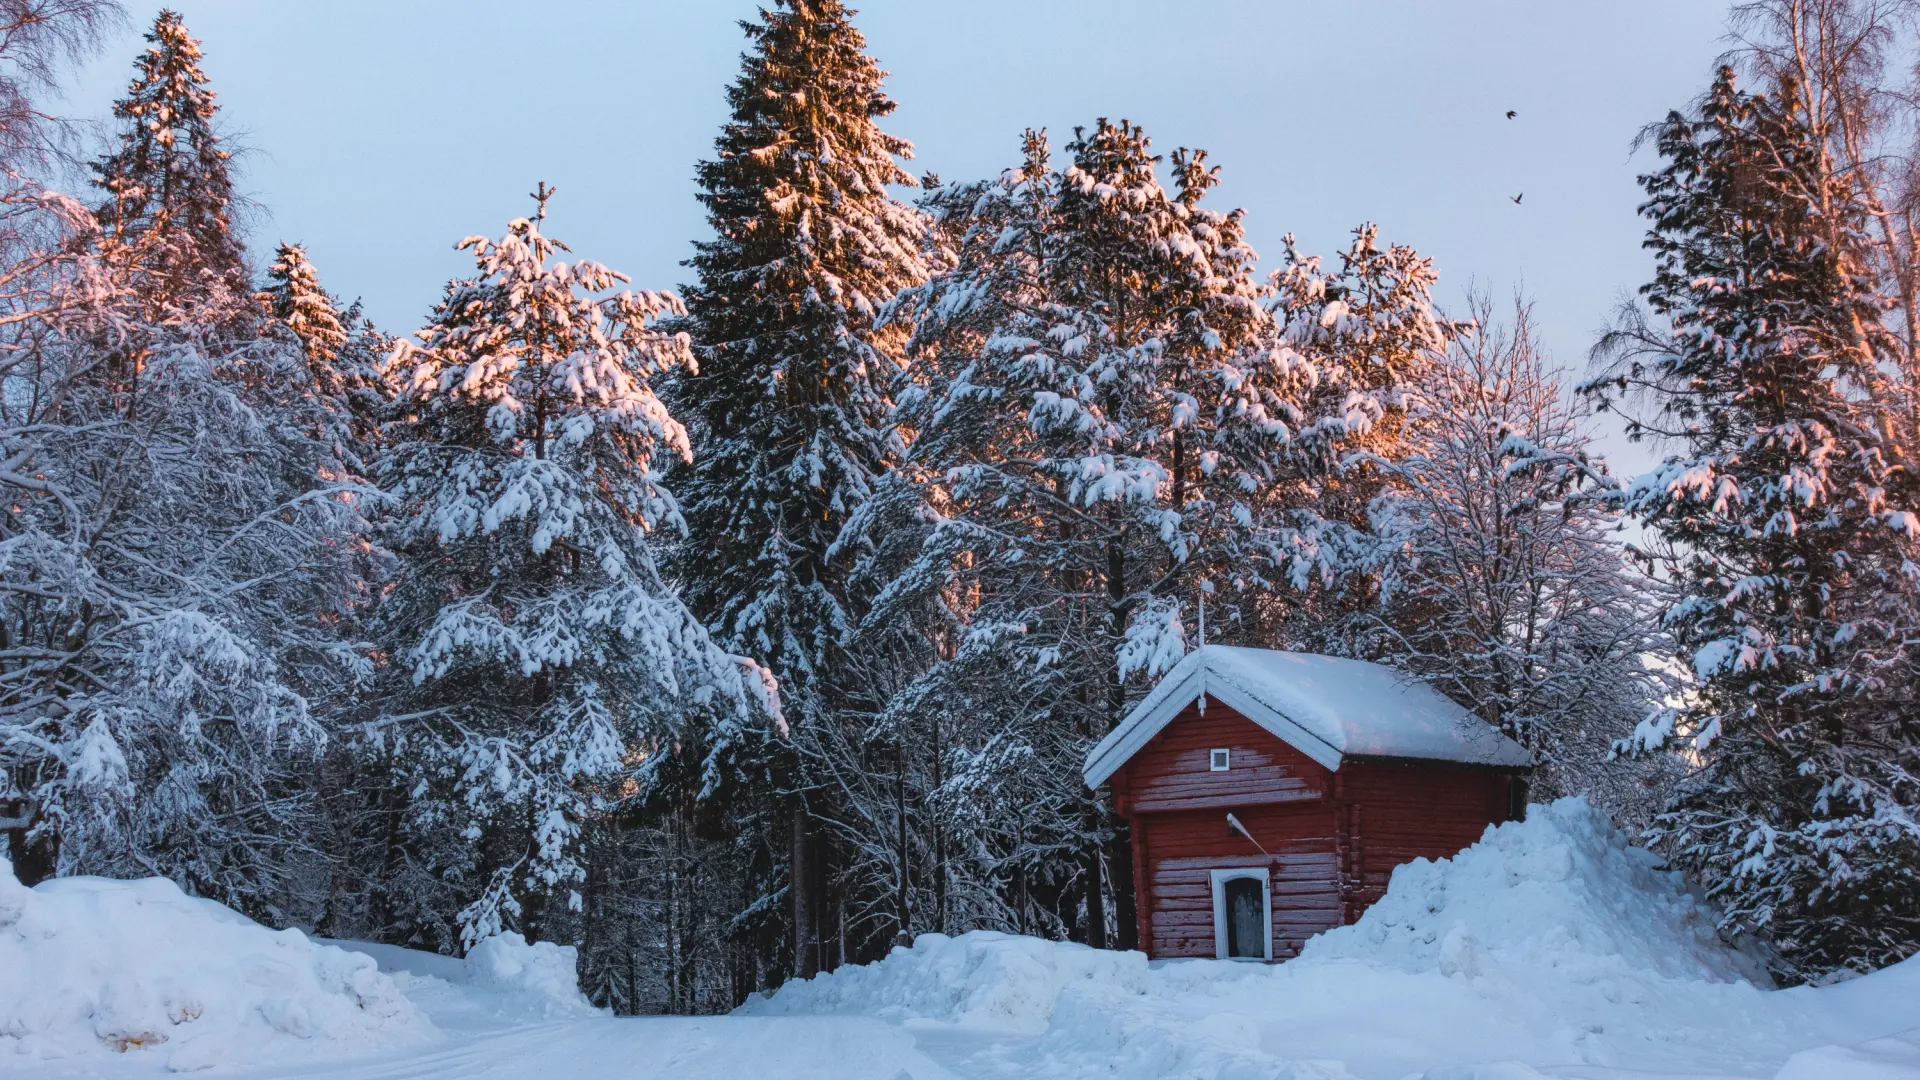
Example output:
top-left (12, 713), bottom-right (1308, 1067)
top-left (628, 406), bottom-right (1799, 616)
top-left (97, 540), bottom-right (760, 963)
top-left (1083, 645), bottom-right (1533, 786)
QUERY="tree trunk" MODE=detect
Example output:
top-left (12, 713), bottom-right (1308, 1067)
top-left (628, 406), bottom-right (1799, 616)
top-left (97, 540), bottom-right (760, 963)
top-left (374, 761), bottom-right (407, 942)
top-left (628, 947), bottom-right (641, 1017)
top-left (518, 801), bottom-right (546, 944)
top-left (894, 740), bottom-right (911, 945)
top-left (1014, 812), bottom-right (1030, 936)
top-left (932, 713), bottom-right (947, 933)
top-left (1097, 525), bottom-right (1133, 949)
top-left (671, 803), bottom-right (689, 1012)
top-left (1082, 818), bottom-right (1107, 949)
top-left (580, 824), bottom-right (600, 1006)
top-left (791, 803), bottom-right (819, 979)
top-left (1170, 428), bottom-right (1186, 526)
top-left (1107, 818), bottom-right (1137, 951)
top-left (6, 813), bottom-right (56, 886)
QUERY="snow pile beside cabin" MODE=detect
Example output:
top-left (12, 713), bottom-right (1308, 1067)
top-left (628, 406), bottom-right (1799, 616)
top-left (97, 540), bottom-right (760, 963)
top-left (1301, 795), bottom-right (1755, 983)
top-left (749, 799), bottom-right (1920, 1080)
top-left (0, 858), bottom-right (431, 1071)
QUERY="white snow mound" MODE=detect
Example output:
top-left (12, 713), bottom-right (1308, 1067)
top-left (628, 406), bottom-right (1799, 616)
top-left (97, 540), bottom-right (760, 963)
top-left (0, 857), bottom-right (432, 1072)
top-left (461, 933), bottom-right (602, 1018)
top-left (1301, 795), bottom-right (1761, 985)
top-left (744, 930), bottom-right (1150, 1032)
top-left (318, 933), bottom-right (604, 1030)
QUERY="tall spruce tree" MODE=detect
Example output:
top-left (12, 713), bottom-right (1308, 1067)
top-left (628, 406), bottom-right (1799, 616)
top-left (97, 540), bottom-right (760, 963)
top-left (674, 0), bottom-right (925, 978)
top-left (1590, 67), bottom-right (1920, 979)
top-left (1257, 224), bottom-right (1460, 651)
top-left (91, 9), bottom-right (248, 317)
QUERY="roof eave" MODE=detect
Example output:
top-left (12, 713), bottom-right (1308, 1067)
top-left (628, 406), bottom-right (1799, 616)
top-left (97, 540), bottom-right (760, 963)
top-left (1082, 663), bottom-right (1205, 788)
top-left (1338, 752), bottom-right (1536, 772)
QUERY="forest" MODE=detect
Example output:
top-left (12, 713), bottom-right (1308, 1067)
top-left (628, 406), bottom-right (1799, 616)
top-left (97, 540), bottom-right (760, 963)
top-left (0, 0), bottom-right (1916, 1016)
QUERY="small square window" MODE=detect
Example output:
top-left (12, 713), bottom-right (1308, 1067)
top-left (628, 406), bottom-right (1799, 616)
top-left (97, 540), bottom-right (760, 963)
top-left (1210, 748), bottom-right (1231, 772)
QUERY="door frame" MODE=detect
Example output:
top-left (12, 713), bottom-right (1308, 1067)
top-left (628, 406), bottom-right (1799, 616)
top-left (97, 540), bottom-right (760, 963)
top-left (1208, 867), bottom-right (1273, 961)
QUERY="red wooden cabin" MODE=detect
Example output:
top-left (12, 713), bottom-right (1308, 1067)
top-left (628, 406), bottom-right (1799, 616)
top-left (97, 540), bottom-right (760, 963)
top-left (1083, 645), bottom-right (1532, 962)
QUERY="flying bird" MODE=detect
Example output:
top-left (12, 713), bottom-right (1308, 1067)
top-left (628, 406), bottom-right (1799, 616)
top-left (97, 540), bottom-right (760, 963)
top-left (1511, 193), bottom-right (1524, 204)
top-left (1506, 110), bottom-right (1517, 119)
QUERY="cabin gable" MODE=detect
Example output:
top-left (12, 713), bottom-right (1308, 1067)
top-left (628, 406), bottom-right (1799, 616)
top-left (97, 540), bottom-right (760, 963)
top-left (1113, 701), bottom-right (1331, 815)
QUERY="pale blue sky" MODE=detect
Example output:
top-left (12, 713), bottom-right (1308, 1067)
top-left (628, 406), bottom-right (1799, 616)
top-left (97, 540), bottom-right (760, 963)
top-left (62, 1), bottom-right (1729, 471)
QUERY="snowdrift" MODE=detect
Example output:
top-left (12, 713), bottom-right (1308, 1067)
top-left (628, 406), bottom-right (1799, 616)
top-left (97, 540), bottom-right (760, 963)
top-left (747, 798), bottom-right (1920, 1080)
top-left (746, 928), bottom-right (1152, 1033)
top-left (324, 933), bottom-right (603, 1030)
top-left (1301, 794), bottom-right (1762, 982)
top-left (0, 857), bottom-right (431, 1071)
top-left (464, 932), bottom-right (600, 1016)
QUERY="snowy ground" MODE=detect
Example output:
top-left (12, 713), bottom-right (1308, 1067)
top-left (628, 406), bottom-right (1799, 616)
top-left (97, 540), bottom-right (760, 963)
top-left (6, 800), bottom-right (1918, 1079)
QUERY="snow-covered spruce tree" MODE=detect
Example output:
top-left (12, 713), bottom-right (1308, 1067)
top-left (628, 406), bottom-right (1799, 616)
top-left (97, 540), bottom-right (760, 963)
top-left (258, 242), bottom-right (388, 465)
top-left (90, 9), bottom-right (249, 322)
top-left (854, 123), bottom-right (1312, 948)
top-left (671, 0), bottom-right (924, 979)
top-left (1254, 224), bottom-right (1460, 651)
top-left (255, 240), bottom-right (408, 940)
top-left (261, 242), bottom-right (346, 372)
top-left (1588, 66), bottom-right (1920, 979)
top-left (1366, 297), bottom-right (1670, 813)
top-left (375, 193), bottom-right (778, 951)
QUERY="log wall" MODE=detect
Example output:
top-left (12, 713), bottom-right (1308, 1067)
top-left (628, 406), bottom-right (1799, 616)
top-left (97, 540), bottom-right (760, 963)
top-left (1336, 759), bottom-right (1519, 915)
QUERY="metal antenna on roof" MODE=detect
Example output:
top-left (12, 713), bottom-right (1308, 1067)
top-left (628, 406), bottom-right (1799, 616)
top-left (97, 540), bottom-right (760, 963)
top-left (1196, 579), bottom-right (1209, 714)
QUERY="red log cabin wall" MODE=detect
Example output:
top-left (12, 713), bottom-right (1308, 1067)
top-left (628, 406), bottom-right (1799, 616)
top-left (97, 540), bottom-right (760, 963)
top-left (1109, 700), bottom-right (1521, 960)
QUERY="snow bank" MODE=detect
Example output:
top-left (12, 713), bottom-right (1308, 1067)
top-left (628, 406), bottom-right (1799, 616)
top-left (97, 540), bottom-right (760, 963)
top-left (464, 932), bottom-right (597, 1014)
top-left (0, 857), bottom-right (430, 1072)
top-left (1775, 1027), bottom-right (1920, 1080)
top-left (323, 933), bottom-right (603, 1030)
top-left (745, 930), bottom-right (1149, 1032)
top-left (744, 931), bottom-right (1311, 1077)
top-left (1301, 796), bottom-right (1760, 984)
top-left (747, 798), bottom-right (1920, 1079)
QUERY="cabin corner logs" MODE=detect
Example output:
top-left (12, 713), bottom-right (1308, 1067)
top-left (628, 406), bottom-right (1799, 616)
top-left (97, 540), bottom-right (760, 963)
top-left (1102, 699), bottom-right (1528, 962)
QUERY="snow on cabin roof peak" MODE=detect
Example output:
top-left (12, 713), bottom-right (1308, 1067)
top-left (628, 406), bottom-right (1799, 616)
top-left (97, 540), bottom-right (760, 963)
top-left (1083, 645), bottom-right (1533, 787)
